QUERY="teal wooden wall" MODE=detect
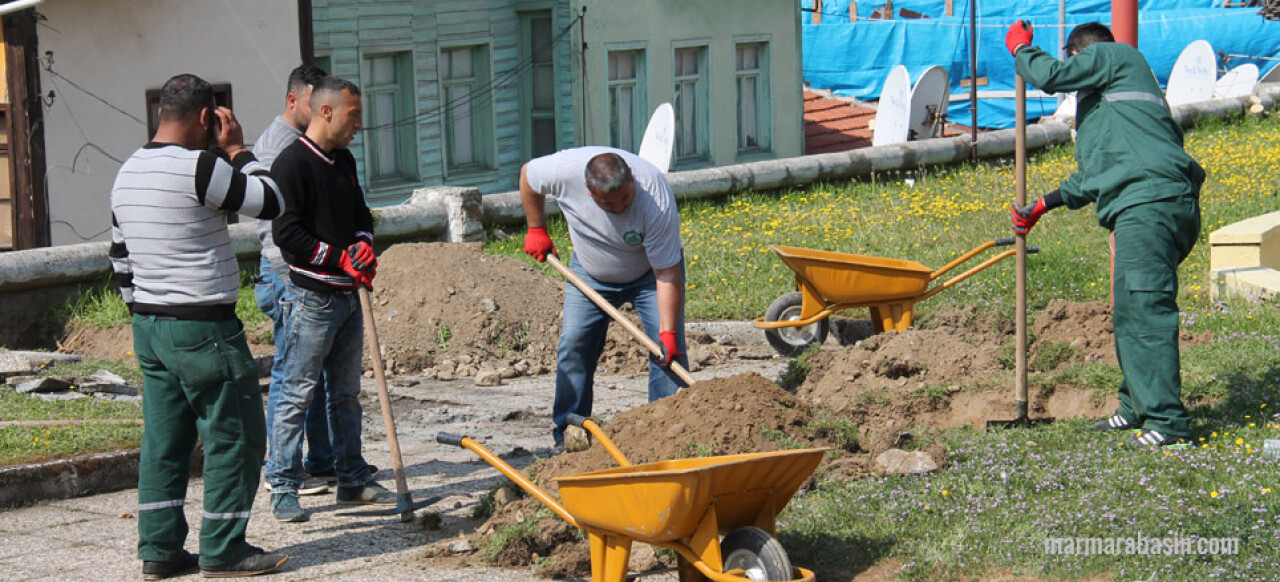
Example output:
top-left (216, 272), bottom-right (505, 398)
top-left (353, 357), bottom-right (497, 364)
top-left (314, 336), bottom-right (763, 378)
top-left (313, 0), bottom-right (577, 206)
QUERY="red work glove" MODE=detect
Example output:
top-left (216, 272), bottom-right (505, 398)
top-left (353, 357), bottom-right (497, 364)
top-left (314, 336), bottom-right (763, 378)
top-left (1011, 198), bottom-right (1051, 235)
top-left (1006, 20), bottom-right (1033, 57)
top-left (523, 226), bottom-right (557, 262)
top-left (355, 259), bottom-right (377, 290)
top-left (654, 331), bottom-right (680, 368)
top-left (347, 241), bottom-right (375, 271)
top-left (338, 251), bottom-right (367, 286)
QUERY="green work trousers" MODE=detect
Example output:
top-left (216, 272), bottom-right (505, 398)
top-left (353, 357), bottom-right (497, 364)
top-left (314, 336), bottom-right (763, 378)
top-left (1110, 194), bottom-right (1200, 438)
top-left (133, 315), bottom-right (265, 567)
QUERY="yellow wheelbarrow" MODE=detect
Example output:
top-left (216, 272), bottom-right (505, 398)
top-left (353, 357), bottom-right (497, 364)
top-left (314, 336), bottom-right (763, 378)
top-left (437, 414), bottom-right (825, 582)
top-left (755, 237), bottom-right (1036, 356)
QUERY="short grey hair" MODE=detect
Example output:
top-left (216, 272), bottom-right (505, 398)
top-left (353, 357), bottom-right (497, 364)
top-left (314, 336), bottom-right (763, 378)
top-left (584, 153), bottom-right (633, 194)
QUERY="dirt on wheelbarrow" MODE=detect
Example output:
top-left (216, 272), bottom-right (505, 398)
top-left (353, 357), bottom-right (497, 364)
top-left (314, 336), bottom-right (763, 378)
top-left (450, 372), bottom-right (851, 579)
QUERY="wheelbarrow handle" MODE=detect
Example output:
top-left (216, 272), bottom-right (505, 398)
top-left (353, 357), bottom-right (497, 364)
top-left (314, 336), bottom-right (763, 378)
top-left (564, 413), bottom-right (632, 466)
top-left (436, 432), bottom-right (467, 447)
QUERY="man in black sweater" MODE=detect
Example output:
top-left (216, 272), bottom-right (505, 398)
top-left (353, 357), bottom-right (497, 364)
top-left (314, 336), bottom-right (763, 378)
top-left (267, 76), bottom-right (388, 522)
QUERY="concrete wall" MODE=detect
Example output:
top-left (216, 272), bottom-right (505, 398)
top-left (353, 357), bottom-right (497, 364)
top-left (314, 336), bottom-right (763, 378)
top-left (569, 0), bottom-right (805, 168)
top-left (38, 0), bottom-right (300, 246)
top-left (313, 0), bottom-right (576, 205)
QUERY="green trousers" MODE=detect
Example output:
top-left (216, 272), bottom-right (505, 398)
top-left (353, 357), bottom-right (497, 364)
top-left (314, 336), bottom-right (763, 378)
top-left (133, 315), bottom-right (265, 567)
top-left (1111, 194), bottom-right (1200, 438)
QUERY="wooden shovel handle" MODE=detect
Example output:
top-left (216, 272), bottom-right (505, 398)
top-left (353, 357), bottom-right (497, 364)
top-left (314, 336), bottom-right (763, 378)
top-left (545, 254), bottom-right (696, 386)
top-left (358, 285), bottom-right (415, 522)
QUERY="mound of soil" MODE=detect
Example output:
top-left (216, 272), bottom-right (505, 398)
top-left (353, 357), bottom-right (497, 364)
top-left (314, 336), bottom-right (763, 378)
top-left (463, 373), bottom-right (831, 578)
top-left (797, 304), bottom-right (1128, 455)
top-left (368, 242), bottom-right (737, 380)
top-left (61, 242), bottom-right (739, 378)
top-left (1031, 299), bottom-right (1117, 365)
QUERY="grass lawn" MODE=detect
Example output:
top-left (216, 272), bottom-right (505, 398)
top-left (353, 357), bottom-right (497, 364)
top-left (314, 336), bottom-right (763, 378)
top-left (0, 357), bottom-right (145, 465)
top-left (485, 113), bottom-right (1280, 579)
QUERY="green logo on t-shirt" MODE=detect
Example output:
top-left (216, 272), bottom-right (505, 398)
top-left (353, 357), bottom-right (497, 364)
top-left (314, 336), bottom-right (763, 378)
top-left (623, 230), bottom-right (644, 246)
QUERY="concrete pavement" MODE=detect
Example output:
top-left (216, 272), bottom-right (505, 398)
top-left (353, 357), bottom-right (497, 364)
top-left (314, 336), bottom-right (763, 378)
top-left (0, 353), bottom-right (787, 581)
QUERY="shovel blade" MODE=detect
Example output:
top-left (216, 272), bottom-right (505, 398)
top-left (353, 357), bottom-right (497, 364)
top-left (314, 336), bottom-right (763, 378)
top-left (336, 494), bottom-right (442, 519)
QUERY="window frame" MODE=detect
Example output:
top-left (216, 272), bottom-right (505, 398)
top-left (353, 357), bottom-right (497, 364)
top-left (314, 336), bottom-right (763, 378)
top-left (605, 42), bottom-right (648, 153)
top-left (360, 49), bottom-right (420, 188)
top-left (439, 41), bottom-right (497, 177)
top-left (519, 10), bottom-right (559, 160)
top-left (734, 37), bottom-right (772, 157)
top-left (671, 40), bottom-right (711, 166)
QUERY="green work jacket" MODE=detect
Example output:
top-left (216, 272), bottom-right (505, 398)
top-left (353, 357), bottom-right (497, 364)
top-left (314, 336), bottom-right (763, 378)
top-left (1015, 42), bottom-right (1206, 230)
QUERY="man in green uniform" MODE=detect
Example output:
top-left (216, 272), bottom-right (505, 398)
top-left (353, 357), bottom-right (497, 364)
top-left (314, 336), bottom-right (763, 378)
top-left (111, 75), bottom-right (289, 578)
top-left (1005, 21), bottom-right (1205, 447)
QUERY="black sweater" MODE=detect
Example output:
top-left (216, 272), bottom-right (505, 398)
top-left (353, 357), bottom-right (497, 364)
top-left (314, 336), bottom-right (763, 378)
top-left (271, 135), bottom-right (374, 292)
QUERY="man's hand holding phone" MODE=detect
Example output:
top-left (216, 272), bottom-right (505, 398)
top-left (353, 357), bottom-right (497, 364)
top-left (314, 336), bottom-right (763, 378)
top-left (211, 106), bottom-right (248, 160)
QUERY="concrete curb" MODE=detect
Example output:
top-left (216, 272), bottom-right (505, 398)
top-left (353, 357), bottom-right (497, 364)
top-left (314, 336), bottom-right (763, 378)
top-left (0, 447), bottom-right (203, 508)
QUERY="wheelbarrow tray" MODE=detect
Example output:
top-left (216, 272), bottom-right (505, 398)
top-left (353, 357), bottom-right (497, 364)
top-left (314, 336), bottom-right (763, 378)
top-left (553, 448), bottom-right (825, 545)
top-left (771, 245), bottom-right (932, 305)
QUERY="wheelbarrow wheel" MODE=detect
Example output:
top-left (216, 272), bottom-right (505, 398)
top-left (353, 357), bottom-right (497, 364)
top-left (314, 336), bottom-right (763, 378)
top-left (764, 292), bottom-right (829, 357)
top-left (721, 526), bottom-right (793, 581)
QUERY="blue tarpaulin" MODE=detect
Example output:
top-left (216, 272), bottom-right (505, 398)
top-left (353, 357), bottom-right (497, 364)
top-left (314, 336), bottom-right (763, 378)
top-left (802, 4), bottom-right (1280, 128)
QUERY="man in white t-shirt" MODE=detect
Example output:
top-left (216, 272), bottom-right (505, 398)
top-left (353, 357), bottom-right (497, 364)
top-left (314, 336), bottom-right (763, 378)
top-left (520, 147), bottom-right (688, 449)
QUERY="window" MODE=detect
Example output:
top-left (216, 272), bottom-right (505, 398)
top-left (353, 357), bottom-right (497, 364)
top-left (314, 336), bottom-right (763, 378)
top-left (363, 51), bottom-right (418, 185)
top-left (521, 12), bottom-right (557, 159)
top-left (442, 44), bottom-right (495, 174)
top-left (672, 45), bottom-right (709, 162)
top-left (145, 84), bottom-right (232, 140)
top-left (607, 50), bottom-right (645, 152)
top-left (735, 42), bottom-right (771, 154)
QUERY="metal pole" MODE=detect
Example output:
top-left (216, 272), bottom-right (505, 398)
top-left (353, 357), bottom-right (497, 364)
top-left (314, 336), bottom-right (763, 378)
top-left (1112, 0), bottom-right (1138, 48)
top-left (969, 0), bottom-right (978, 160)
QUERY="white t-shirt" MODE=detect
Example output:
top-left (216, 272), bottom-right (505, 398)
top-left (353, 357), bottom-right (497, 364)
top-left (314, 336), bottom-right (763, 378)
top-left (525, 146), bottom-right (682, 284)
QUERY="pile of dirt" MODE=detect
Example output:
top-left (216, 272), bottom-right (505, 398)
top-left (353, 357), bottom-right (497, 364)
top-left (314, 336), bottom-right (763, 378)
top-left (797, 303), bottom-right (1128, 455)
top-left (368, 242), bottom-right (738, 380)
top-left (61, 242), bottom-right (740, 378)
top-left (1031, 299), bottom-right (1117, 365)
top-left (461, 373), bottom-right (831, 578)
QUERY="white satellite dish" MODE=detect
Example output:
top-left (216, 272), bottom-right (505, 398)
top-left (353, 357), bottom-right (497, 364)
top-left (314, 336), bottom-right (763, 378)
top-left (637, 103), bottom-right (675, 174)
top-left (1214, 64), bottom-right (1259, 99)
top-left (872, 66), bottom-right (913, 146)
top-left (1166, 40), bottom-right (1217, 107)
top-left (908, 66), bottom-right (950, 141)
top-left (1052, 91), bottom-right (1077, 120)
top-left (1262, 62), bottom-right (1280, 84)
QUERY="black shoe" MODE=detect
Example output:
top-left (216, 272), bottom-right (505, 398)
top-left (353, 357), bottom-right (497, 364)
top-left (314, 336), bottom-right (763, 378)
top-left (1093, 413), bottom-right (1136, 431)
top-left (336, 480), bottom-right (398, 505)
top-left (200, 546), bottom-right (289, 578)
top-left (142, 549), bottom-right (199, 580)
top-left (1124, 429), bottom-right (1190, 448)
top-left (311, 465), bottom-right (378, 485)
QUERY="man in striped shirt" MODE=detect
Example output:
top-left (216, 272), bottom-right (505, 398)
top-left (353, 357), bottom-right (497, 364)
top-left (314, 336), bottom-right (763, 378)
top-left (110, 74), bottom-right (289, 579)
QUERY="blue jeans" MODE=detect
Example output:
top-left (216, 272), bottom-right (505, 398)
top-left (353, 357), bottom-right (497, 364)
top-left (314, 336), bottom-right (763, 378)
top-left (552, 257), bottom-right (688, 444)
top-left (265, 284), bottom-right (372, 493)
top-left (254, 258), bottom-right (334, 475)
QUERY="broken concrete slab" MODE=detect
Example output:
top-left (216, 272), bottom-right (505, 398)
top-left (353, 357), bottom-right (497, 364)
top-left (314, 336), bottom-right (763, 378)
top-left (33, 391), bottom-right (89, 401)
top-left (14, 377), bottom-right (73, 394)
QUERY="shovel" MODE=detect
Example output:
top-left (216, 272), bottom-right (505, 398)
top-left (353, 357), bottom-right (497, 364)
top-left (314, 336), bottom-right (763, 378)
top-left (545, 254), bottom-right (696, 387)
top-left (988, 75), bottom-right (1051, 430)
top-left (338, 285), bottom-right (440, 521)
